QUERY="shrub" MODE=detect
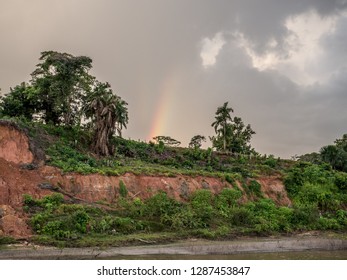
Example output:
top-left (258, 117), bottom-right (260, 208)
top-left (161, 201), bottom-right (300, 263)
top-left (165, 208), bottom-right (199, 229)
top-left (335, 172), bottom-right (347, 190)
top-left (317, 217), bottom-right (341, 230)
top-left (247, 180), bottom-right (262, 197)
top-left (143, 191), bottom-right (182, 218)
top-left (70, 210), bottom-right (90, 233)
top-left (291, 205), bottom-right (319, 228)
top-left (229, 207), bottom-right (254, 226)
top-left (113, 217), bottom-right (140, 233)
top-left (264, 155), bottom-right (277, 168)
top-left (42, 221), bottom-right (64, 236)
top-left (0, 236), bottom-right (16, 245)
top-left (30, 213), bottom-right (51, 232)
top-left (42, 193), bottom-right (64, 207)
top-left (23, 194), bottom-right (37, 207)
top-left (190, 190), bottom-right (214, 225)
top-left (215, 188), bottom-right (242, 217)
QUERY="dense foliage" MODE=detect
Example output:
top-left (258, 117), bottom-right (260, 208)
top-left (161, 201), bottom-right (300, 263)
top-left (211, 102), bottom-right (255, 154)
top-left (0, 51), bottom-right (128, 156)
top-left (24, 171), bottom-right (347, 246)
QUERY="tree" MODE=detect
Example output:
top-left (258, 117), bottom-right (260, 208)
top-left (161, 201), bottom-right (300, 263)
top-left (334, 134), bottom-right (347, 151)
top-left (84, 82), bottom-right (128, 156)
top-left (114, 98), bottom-right (129, 138)
top-left (320, 135), bottom-right (347, 172)
top-left (211, 103), bottom-right (255, 154)
top-left (0, 82), bottom-right (38, 120)
top-left (211, 102), bottom-right (233, 151)
top-left (31, 51), bottom-right (93, 125)
top-left (189, 135), bottom-right (206, 149)
top-left (152, 136), bottom-right (181, 147)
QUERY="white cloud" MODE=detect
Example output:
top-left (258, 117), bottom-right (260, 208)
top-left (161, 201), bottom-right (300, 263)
top-left (233, 10), bottom-right (340, 86)
top-left (200, 32), bottom-right (226, 68)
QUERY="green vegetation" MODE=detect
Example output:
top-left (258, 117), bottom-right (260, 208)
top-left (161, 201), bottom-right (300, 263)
top-left (210, 102), bottom-right (255, 154)
top-left (0, 236), bottom-right (17, 246)
top-left (0, 51), bottom-right (128, 156)
top-left (23, 170), bottom-right (347, 246)
top-left (189, 135), bottom-right (206, 149)
top-left (1, 50), bottom-right (347, 246)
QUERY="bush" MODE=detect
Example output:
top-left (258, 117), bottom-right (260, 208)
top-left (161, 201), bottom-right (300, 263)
top-left (215, 188), bottom-right (242, 217)
top-left (70, 210), bottom-right (90, 233)
top-left (23, 194), bottom-right (37, 207)
top-left (143, 191), bottom-right (182, 218)
top-left (229, 207), bottom-right (254, 226)
top-left (165, 207), bottom-right (200, 229)
top-left (264, 155), bottom-right (277, 168)
top-left (190, 190), bottom-right (214, 226)
top-left (30, 213), bottom-right (51, 232)
top-left (317, 217), bottom-right (341, 230)
top-left (113, 217), bottom-right (141, 233)
top-left (0, 236), bottom-right (16, 245)
top-left (291, 205), bottom-right (319, 228)
top-left (335, 172), bottom-right (347, 190)
top-left (247, 180), bottom-right (262, 197)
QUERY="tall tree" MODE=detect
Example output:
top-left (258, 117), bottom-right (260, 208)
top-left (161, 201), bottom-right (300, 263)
top-left (31, 51), bottom-right (93, 125)
top-left (211, 102), bottom-right (233, 151)
top-left (0, 82), bottom-right (38, 120)
top-left (84, 82), bottom-right (128, 156)
top-left (211, 103), bottom-right (255, 154)
top-left (189, 135), bottom-right (206, 149)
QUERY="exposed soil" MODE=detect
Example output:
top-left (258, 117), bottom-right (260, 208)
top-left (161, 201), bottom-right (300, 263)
top-left (0, 121), bottom-right (291, 238)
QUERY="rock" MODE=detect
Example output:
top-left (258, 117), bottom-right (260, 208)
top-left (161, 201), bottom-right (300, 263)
top-left (38, 182), bottom-right (57, 190)
top-left (20, 163), bottom-right (38, 170)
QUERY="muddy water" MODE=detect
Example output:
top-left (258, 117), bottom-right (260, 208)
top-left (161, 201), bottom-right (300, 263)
top-left (109, 250), bottom-right (347, 260)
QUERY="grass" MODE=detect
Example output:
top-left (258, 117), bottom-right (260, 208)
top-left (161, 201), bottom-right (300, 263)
top-left (7, 118), bottom-right (289, 180)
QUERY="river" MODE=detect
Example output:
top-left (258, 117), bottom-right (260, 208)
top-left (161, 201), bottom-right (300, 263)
top-left (110, 250), bottom-right (347, 260)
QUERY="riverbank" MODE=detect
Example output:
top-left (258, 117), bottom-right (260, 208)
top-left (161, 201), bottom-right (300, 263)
top-left (1, 234), bottom-right (347, 259)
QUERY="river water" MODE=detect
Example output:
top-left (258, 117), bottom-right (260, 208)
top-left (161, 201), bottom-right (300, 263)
top-left (107, 250), bottom-right (347, 260)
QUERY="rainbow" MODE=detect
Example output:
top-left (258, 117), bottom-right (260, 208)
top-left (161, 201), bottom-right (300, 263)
top-left (147, 73), bottom-right (178, 141)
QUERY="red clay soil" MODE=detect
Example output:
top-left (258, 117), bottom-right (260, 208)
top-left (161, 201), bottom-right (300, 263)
top-left (0, 121), bottom-right (291, 238)
top-left (0, 158), bottom-right (52, 237)
top-left (0, 124), bottom-right (34, 164)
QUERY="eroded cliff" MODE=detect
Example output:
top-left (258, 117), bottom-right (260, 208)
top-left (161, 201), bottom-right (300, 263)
top-left (0, 121), bottom-right (290, 237)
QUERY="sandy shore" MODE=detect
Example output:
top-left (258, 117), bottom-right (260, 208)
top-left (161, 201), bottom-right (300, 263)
top-left (1, 236), bottom-right (347, 259)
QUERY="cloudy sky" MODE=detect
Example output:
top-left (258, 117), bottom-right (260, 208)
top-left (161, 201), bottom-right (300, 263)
top-left (1, 0), bottom-right (347, 158)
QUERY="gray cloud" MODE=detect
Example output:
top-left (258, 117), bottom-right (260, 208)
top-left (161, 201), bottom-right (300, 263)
top-left (1, 0), bottom-right (347, 157)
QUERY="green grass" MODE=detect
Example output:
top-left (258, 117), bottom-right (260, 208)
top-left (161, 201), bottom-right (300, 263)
top-left (7, 119), bottom-right (289, 179)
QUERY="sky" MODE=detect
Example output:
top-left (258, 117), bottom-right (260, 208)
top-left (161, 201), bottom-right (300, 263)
top-left (1, 0), bottom-right (347, 158)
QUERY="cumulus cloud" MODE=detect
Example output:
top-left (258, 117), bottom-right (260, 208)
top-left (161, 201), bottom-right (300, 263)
top-left (200, 32), bottom-right (226, 68)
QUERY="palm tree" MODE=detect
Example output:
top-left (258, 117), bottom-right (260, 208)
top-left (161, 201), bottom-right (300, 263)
top-left (211, 102), bottom-right (233, 151)
top-left (114, 98), bottom-right (129, 138)
top-left (84, 82), bottom-right (128, 156)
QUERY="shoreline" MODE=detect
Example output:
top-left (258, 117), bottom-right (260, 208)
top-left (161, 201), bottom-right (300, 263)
top-left (1, 235), bottom-right (347, 259)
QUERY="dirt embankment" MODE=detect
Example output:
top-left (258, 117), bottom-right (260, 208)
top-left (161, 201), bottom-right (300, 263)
top-left (0, 121), bottom-right (291, 238)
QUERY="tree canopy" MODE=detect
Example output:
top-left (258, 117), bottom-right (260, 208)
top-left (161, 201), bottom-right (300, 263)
top-left (0, 50), bottom-right (129, 156)
top-left (211, 102), bottom-right (255, 154)
top-left (320, 134), bottom-right (347, 172)
top-left (189, 135), bottom-right (206, 149)
top-left (153, 136), bottom-right (181, 147)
